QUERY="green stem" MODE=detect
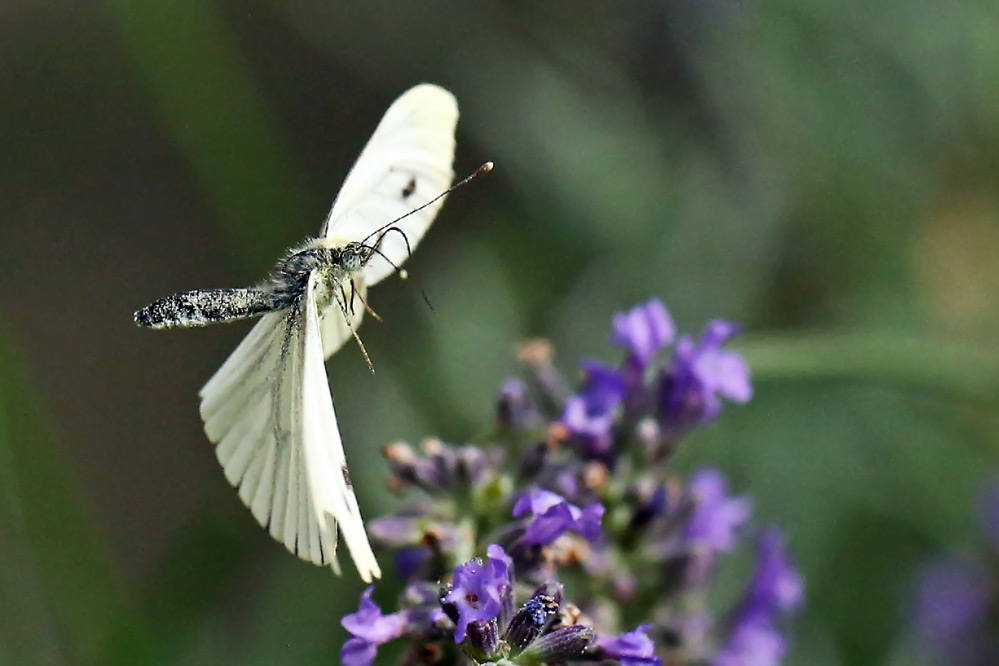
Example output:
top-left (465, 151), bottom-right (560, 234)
top-left (741, 331), bottom-right (999, 403)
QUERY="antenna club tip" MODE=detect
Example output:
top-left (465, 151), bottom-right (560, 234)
top-left (480, 162), bottom-right (494, 174)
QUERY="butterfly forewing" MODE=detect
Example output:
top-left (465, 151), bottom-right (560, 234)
top-left (198, 283), bottom-right (379, 580)
top-left (322, 84), bottom-right (458, 287)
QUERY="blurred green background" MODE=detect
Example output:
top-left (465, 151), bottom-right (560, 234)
top-left (1, 0), bottom-right (998, 664)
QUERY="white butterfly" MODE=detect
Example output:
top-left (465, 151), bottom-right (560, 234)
top-left (135, 84), bottom-right (460, 582)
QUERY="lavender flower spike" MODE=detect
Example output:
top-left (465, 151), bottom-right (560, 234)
top-left (913, 557), bottom-right (992, 661)
top-left (685, 469), bottom-right (752, 553)
top-left (340, 587), bottom-right (408, 666)
top-left (597, 624), bottom-right (663, 666)
top-left (513, 488), bottom-right (605, 546)
top-left (561, 360), bottom-right (627, 454)
top-left (714, 529), bottom-right (803, 666)
top-left (976, 481), bottom-right (999, 549)
top-left (713, 618), bottom-right (785, 666)
top-left (443, 544), bottom-right (512, 642)
top-left (331, 298), bottom-right (802, 666)
top-left (610, 299), bottom-right (676, 367)
top-left (659, 319), bottom-right (752, 438)
top-left (745, 528), bottom-right (805, 617)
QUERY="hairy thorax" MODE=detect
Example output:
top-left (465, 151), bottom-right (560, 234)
top-left (268, 237), bottom-right (369, 313)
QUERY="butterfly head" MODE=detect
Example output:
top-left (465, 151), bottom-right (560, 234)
top-left (311, 238), bottom-right (377, 278)
top-left (332, 241), bottom-right (373, 274)
top-left (321, 230), bottom-right (412, 280)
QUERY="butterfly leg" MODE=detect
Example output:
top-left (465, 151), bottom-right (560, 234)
top-left (340, 284), bottom-right (356, 317)
top-left (335, 290), bottom-right (375, 374)
top-left (351, 280), bottom-right (383, 322)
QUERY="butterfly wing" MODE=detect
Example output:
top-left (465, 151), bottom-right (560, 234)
top-left (321, 84), bottom-right (458, 287)
top-left (299, 276), bottom-right (379, 581)
top-left (199, 277), bottom-right (380, 581)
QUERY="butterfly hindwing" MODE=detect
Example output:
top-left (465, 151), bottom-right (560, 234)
top-left (301, 276), bottom-right (379, 580)
top-left (198, 285), bottom-right (379, 581)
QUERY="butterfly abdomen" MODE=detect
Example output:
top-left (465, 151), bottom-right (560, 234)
top-left (134, 288), bottom-right (280, 329)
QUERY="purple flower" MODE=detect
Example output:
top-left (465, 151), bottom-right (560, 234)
top-left (367, 516), bottom-right (421, 545)
top-left (497, 378), bottom-right (540, 430)
top-left (597, 624), bottom-right (662, 666)
top-left (685, 469), bottom-right (752, 553)
top-left (340, 587), bottom-right (407, 666)
top-left (341, 638), bottom-right (378, 666)
top-left (914, 557), bottom-right (992, 655)
top-left (659, 320), bottom-right (752, 438)
top-left (610, 299), bottom-right (676, 367)
top-left (394, 547), bottom-right (431, 579)
top-left (744, 529), bottom-right (804, 616)
top-left (976, 482), bottom-right (999, 549)
top-left (513, 488), bottom-right (605, 546)
top-left (561, 361), bottom-right (627, 453)
top-left (713, 618), bottom-right (785, 666)
top-left (909, 479), bottom-right (999, 666)
top-left (443, 544), bottom-right (512, 642)
top-left (712, 529), bottom-right (801, 666)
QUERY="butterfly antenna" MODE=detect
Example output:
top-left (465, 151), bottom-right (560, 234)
top-left (420, 287), bottom-right (435, 313)
top-left (364, 241), bottom-right (435, 313)
top-left (370, 226), bottom-right (414, 261)
top-left (364, 242), bottom-right (407, 273)
top-left (359, 163), bottom-right (492, 317)
top-left (360, 162), bottom-right (494, 246)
